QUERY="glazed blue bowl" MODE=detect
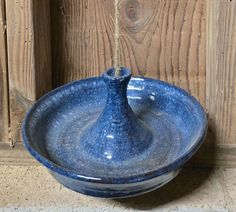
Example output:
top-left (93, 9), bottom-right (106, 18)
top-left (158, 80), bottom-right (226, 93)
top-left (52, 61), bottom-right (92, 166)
top-left (22, 67), bottom-right (207, 198)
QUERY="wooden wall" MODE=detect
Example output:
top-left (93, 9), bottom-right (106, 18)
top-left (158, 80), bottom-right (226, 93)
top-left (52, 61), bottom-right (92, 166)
top-left (50, 0), bottom-right (115, 87)
top-left (0, 0), bottom-right (236, 165)
top-left (119, 0), bottom-right (206, 105)
top-left (0, 0), bottom-right (8, 143)
top-left (5, 0), bottom-right (51, 145)
top-left (207, 0), bottom-right (236, 145)
top-left (50, 0), bottom-right (206, 105)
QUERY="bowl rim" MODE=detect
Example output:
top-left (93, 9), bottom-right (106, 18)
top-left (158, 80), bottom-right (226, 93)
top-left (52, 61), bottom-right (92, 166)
top-left (22, 76), bottom-right (208, 184)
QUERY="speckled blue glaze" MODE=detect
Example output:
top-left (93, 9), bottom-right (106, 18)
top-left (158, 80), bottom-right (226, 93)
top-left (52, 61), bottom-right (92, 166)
top-left (80, 68), bottom-right (153, 162)
top-left (22, 67), bottom-right (207, 198)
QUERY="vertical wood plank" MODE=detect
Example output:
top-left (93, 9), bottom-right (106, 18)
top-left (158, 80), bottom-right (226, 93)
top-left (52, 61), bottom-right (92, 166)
top-left (119, 0), bottom-right (206, 105)
top-left (6, 0), bottom-right (51, 145)
top-left (50, 0), bottom-right (115, 87)
top-left (207, 0), bottom-right (236, 144)
top-left (0, 0), bottom-right (9, 142)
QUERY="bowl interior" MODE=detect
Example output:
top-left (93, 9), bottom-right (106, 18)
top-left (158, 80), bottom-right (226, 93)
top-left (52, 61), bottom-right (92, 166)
top-left (23, 77), bottom-right (207, 179)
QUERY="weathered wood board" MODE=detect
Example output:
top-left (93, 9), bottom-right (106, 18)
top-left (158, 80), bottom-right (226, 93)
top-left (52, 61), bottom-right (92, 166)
top-left (207, 0), bottom-right (236, 144)
top-left (50, 0), bottom-right (115, 87)
top-left (6, 0), bottom-right (51, 145)
top-left (0, 0), bottom-right (9, 142)
top-left (118, 0), bottom-right (206, 106)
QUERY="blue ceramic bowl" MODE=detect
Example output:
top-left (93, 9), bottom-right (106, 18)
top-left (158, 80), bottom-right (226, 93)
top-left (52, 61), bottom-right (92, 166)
top-left (22, 67), bottom-right (207, 198)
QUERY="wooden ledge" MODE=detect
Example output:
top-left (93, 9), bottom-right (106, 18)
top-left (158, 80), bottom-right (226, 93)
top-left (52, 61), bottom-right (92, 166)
top-left (1, 142), bottom-right (236, 168)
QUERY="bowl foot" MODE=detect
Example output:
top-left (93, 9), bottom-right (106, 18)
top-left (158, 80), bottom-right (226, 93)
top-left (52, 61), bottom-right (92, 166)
top-left (50, 169), bottom-right (180, 198)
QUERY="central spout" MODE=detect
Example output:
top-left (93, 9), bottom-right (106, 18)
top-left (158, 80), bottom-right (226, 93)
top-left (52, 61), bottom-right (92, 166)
top-left (101, 68), bottom-right (134, 128)
top-left (79, 67), bottom-right (153, 162)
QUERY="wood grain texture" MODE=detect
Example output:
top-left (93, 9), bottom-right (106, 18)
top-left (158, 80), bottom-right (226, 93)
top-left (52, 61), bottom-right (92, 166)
top-left (0, 143), bottom-right (36, 165)
top-left (207, 0), bottom-right (236, 144)
top-left (119, 0), bottom-right (206, 105)
top-left (50, 0), bottom-right (115, 87)
top-left (6, 0), bottom-right (51, 145)
top-left (0, 0), bottom-right (9, 142)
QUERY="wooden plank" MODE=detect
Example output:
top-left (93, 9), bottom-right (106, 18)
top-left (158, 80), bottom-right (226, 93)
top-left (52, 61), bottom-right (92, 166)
top-left (0, 0), bottom-right (9, 142)
top-left (206, 0), bottom-right (236, 144)
top-left (0, 143), bottom-right (36, 166)
top-left (50, 0), bottom-right (115, 87)
top-left (6, 0), bottom-right (51, 145)
top-left (190, 144), bottom-right (236, 168)
top-left (118, 0), bottom-right (206, 105)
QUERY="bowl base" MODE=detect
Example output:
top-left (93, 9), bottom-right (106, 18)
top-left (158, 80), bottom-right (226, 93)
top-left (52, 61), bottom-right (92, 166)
top-left (50, 169), bottom-right (180, 198)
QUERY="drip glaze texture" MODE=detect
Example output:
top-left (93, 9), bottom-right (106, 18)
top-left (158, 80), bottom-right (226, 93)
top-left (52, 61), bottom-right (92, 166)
top-left (22, 67), bottom-right (207, 198)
